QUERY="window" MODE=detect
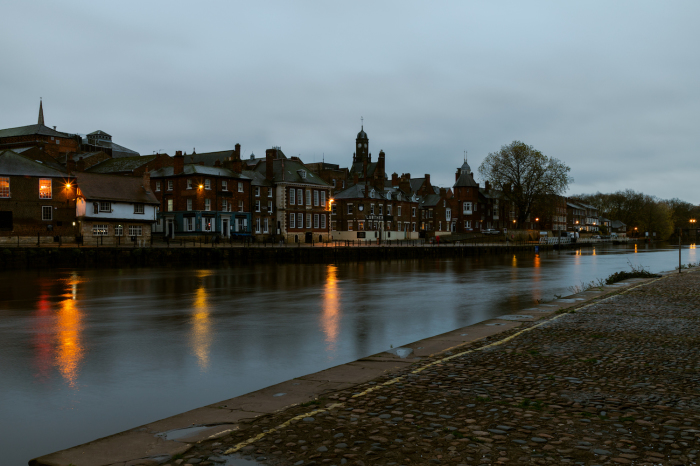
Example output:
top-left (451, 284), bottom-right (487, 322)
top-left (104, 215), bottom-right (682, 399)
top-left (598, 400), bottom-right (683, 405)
top-left (222, 181), bottom-right (228, 191)
top-left (238, 182), bottom-right (243, 192)
top-left (262, 218), bottom-right (268, 233)
top-left (205, 199), bottom-right (211, 211)
top-left (255, 187), bottom-right (260, 197)
top-left (412, 207), bottom-right (416, 217)
top-left (446, 208), bottom-right (451, 221)
top-left (0, 177), bottom-right (8, 197)
top-left (379, 205), bottom-right (383, 215)
top-left (347, 204), bottom-right (354, 214)
top-left (397, 206), bottom-right (401, 216)
top-left (314, 190), bottom-right (319, 206)
top-left (255, 217), bottom-right (261, 233)
top-left (187, 179), bottom-right (193, 189)
top-left (42, 206), bottom-right (52, 221)
top-left (300, 170), bottom-right (306, 178)
top-left (204, 179), bottom-right (210, 190)
top-left (222, 199), bottom-right (228, 211)
top-left (332, 179), bottom-right (336, 187)
top-left (314, 214), bottom-right (319, 228)
top-left (439, 221), bottom-right (442, 231)
top-left (268, 188), bottom-right (273, 198)
top-left (297, 189), bottom-right (303, 205)
top-left (405, 222), bottom-right (409, 231)
top-left (238, 200), bottom-right (244, 212)
top-left (306, 190), bottom-right (311, 206)
top-left (342, 180), bottom-right (345, 188)
top-left (185, 198), bottom-right (193, 211)
top-left (128, 225), bottom-right (143, 236)
top-left (115, 225), bottom-right (123, 236)
top-left (297, 213), bottom-right (303, 228)
top-left (167, 180), bottom-right (173, 191)
top-left (167, 199), bottom-right (174, 212)
top-left (185, 217), bottom-right (194, 231)
top-left (155, 181), bottom-right (160, 192)
top-left (358, 220), bottom-right (365, 231)
top-left (99, 201), bottom-right (111, 212)
top-left (39, 179), bottom-right (52, 199)
top-left (463, 202), bottom-right (472, 214)
top-left (331, 203), bottom-right (337, 214)
top-left (268, 201), bottom-right (273, 213)
top-left (203, 218), bottom-right (212, 232)
top-left (387, 205), bottom-right (392, 215)
top-left (321, 214), bottom-right (326, 229)
top-left (412, 222), bottom-right (416, 232)
top-left (134, 203), bottom-right (144, 214)
top-left (306, 214), bottom-right (312, 229)
top-left (321, 190), bottom-right (326, 207)
top-left (347, 220), bottom-right (353, 231)
top-left (290, 213), bottom-right (296, 228)
top-left (255, 200), bottom-right (261, 212)
top-left (92, 224), bottom-right (108, 236)
top-left (465, 220), bottom-right (471, 229)
top-left (289, 188), bottom-right (295, 205)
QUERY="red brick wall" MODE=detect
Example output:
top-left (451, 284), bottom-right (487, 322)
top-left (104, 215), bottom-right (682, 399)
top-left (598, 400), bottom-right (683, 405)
top-left (0, 135), bottom-right (81, 159)
top-left (151, 173), bottom-right (251, 215)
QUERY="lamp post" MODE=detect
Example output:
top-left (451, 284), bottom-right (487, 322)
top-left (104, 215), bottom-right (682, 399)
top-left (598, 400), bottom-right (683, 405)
top-left (328, 198), bottom-right (334, 246)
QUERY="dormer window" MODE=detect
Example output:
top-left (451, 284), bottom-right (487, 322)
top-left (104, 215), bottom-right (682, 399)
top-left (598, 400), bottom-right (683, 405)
top-left (298, 170), bottom-right (307, 179)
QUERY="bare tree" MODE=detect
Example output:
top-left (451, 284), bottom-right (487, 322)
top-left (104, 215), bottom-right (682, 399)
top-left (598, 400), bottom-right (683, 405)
top-left (478, 141), bottom-right (572, 225)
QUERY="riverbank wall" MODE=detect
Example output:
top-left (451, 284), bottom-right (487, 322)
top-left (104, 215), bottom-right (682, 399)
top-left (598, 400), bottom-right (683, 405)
top-left (0, 241), bottom-right (600, 269)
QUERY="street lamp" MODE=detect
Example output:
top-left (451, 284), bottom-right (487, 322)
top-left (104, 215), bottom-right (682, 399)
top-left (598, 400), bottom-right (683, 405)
top-left (328, 198), bottom-right (334, 245)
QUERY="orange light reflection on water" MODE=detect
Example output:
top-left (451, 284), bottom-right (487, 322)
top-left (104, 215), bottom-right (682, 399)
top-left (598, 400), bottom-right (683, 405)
top-left (55, 286), bottom-right (84, 389)
top-left (190, 271), bottom-right (212, 371)
top-left (321, 265), bottom-right (341, 354)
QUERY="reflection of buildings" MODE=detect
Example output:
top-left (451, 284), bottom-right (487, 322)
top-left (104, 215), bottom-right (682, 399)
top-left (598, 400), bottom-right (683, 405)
top-left (321, 265), bottom-right (341, 354)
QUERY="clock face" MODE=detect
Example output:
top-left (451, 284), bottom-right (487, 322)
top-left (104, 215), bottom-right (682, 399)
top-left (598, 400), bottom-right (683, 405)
top-left (358, 205), bottom-right (364, 212)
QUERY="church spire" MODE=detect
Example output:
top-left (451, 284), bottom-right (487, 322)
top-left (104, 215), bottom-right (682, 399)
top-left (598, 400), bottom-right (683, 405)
top-left (38, 98), bottom-right (45, 125)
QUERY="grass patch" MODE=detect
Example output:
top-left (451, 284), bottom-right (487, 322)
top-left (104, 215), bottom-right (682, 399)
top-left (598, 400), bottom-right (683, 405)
top-left (606, 261), bottom-right (657, 284)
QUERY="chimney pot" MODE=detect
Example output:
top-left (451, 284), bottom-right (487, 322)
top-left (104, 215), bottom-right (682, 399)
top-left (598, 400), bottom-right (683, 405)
top-left (174, 151), bottom-right (184, 174)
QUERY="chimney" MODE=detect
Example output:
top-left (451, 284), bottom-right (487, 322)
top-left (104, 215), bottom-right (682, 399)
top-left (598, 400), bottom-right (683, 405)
top-left (142, 169), bottom-right (151, 191)
top-left (265, 149), bottom-right (275, 181)
top-left (67, 154), bottom-right (76, 174)
top-left (233, 143), bottom-right (241, 161)
top-left (77, 157), bottom-right (85, 172)
top-left (485, 180), bottom-right (491, 193)
top-left (391, 172), bottom-right (398, 186)
top-left (439, 187), bottom-right (447, 198)
top-left (174, 150), bottom-right (184, 174)
top-left (424, 174), bottom-right (431, 194)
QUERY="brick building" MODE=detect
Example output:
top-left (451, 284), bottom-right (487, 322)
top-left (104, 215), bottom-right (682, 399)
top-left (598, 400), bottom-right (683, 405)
top-left (450, 160), bottom-right (484, 233)
top-left (86, 153), bottom-right (173, 176)
top-left (0, 149), bottom-right (78, 238)
top-left (150, 151), bottom-right (252, 239)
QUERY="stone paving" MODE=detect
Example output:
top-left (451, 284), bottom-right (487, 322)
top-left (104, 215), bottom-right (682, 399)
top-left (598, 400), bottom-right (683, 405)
top-left (164, 271), bottom-right (700, 466)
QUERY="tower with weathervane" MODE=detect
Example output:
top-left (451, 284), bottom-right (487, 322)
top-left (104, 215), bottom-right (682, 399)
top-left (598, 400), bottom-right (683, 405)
top-left (353, 122), bottom-right (369, 164)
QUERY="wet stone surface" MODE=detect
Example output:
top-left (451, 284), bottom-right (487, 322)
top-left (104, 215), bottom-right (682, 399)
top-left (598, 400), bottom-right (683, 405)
top-left (161, 272), bottom-right (700, 466)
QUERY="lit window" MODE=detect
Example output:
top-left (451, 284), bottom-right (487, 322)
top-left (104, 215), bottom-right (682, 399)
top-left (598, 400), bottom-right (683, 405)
top-left (167, 199), bottom-right (174, 212)
top-left (347, 220), bottom-right (353, 231)
top-left (205, 179), bottom-right (211, 190)
top-left (0, 177), bottom-right (9, 198)
top-left (39, 179), bottom-right (52, 199)
top-left (92, 224), bottom-right (108, 236)
top-left (42, 206), bottom-right (52, 221)
top-left (203, 218), bottom-right (212, 232)
top-left (128, 225), bottom-right (143, 236)
top-left (134, 203), bottom-right (144, 214)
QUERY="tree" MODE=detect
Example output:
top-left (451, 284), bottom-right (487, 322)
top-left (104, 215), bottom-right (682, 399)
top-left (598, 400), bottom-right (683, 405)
top-left (478, 141), bottom-right (572, 226)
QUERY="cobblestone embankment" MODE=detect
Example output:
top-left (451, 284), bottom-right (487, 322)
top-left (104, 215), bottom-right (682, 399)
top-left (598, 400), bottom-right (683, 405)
top-left (175, 271), bottom-right (700, 466)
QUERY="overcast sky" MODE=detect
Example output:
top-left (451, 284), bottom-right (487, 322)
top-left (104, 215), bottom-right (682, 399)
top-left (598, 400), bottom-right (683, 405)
top-left (2, 1), bottom-right (698, 203)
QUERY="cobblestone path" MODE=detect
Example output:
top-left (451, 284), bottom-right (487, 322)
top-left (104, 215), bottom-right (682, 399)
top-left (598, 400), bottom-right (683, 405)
top-left (172, 271), bottom-right (700, 466)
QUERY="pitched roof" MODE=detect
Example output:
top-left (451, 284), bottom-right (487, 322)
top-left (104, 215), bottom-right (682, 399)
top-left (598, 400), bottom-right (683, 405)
top-left (253, 158), bottom-right (330, 186)
top-left (0, 150), bottom-right (70, 177)
top-left (419, 194), bottom-right (442, 208)
top-left (149, 164), bottom-right (249, 179)
top-left (409, 178), bottom-right (425, 193)
top-left (454, 172), bottom-right (479, 188)
top-left (87, 155), bottom-right (158, 173)
top-left (0, 124), bottom-right (75, 139)
top-left (241, 170), bottom-right (273, 187)
top-left (76, 172), bottom-right (159, 204)
top-left (186, 150), bottom-right (236, 166)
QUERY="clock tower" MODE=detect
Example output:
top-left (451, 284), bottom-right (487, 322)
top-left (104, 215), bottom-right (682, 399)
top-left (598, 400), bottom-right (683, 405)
top-left (353, 125), bottom-right (369, 164)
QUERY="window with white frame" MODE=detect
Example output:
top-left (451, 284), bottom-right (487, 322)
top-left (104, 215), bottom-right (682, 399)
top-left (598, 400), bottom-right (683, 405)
top-left (370, 204), bottom-right (375, 215)
top-left (42, 206), bottom-right (52, 221)
top-left (99, 201), bottom-right (111, 212)
top-left (185, 217), bottom-right (194, 231)
top-left (289, 188), bottom-right (295, 205)
top-left (297, 189), bottom-right (303, 205)
top-left (347, 204), bottom-right (354, 214)
top-left (255, 217), bottom-right (261, 233)
top-left (263, 218), bottom-right (269, 233)
top-left (397, 206), bottom-right (402, 216)
top-left (412, 207), bottom-right (416, 217)
top-left (331, 203), bottom-right (337, 214)
top-left (134, 203), bottom-right (144, 214)
top-left (297, 213), bottom-right (303, 228)
top-left (268, 201), bottom-right (273, 213)
top-left (238, 182), bottom-right (243, 192)
top-left (321, 214), bottom-right (326, 229)
top-left (203, 218), bottom-right (212, 232)
top-left (313, 190), bottom-right (319, 206)
top-left (314, 214), bottom-right (319, 228)
top-left (204, 179), bottom-right (211, 190)
top-left (187, 179), bottom-right (193, 189)
top-left (446, 208), bottom-right (451, 221)
top-left (155, 181), bottom-right (160, 192)
top-left (306, 189), bottom-right (311, 206)
top-left (205, 199), bottom-right (211, 211)
top-left (222, 199), bottom-right (228, 211)
top-left (268, 187), bottom-right (273, 198)
top-left (167, 180), bottom-right (173, 191)
top-left (255, 187), bottom-right (260, 197)
top-left (290, 213), bottom-right (296, 228)
top-left (238, 200), bottom-right (244, 212)
top-left (222, 181), bottom-right (228, 191)
top-left (465, 220), bottom-right (471, 229)
top-left (92, 224), bottom-right (108, 236)
top-left (306, 214), bottom-right (312, 229)
top-left (115, 224), bottom-right (123, 236)
top-left (412, 222), bottom-right (416, 232)
top-left (332, 179), bottom-right (336, 187)
top-left (128, 225), bottom-right (143, 236)
top-left (379, 205), bottom-right (383, 215)
top-left (167, 199), bottom-right (173, 212)
top-left (387, 205), bottom-right (392, 215)
top-left (463, 202), bottom-right (472, 214)
top-left (255, 200), bottom-right (261, 212)
top-left (39, 179), bottom-right (52, 199)
top-left (320, 190), bottom-right (326, 207)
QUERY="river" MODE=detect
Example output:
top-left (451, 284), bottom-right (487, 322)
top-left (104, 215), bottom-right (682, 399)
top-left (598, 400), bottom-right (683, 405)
top-left (0, 242), bottom-right (697, 464)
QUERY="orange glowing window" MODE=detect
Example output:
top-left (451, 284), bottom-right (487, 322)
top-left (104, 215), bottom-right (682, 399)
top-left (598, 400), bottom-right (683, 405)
top-left (39, 178), bottom-right (52, 199)
top-left (0, 177), bottom-right (9, 198)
